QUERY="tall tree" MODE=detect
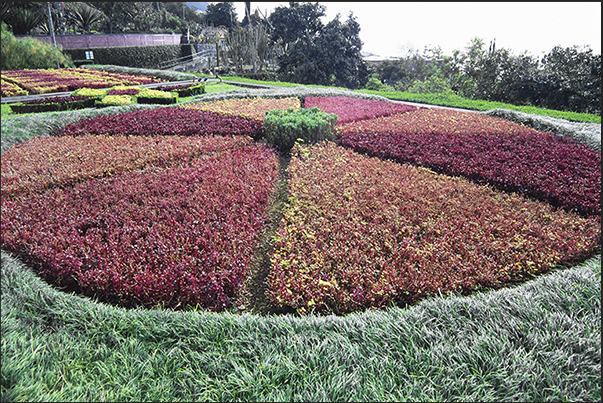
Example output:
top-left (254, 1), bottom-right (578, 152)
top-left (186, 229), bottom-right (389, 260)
top-left (269, 3), bottom-right (368, 88)
top-left (204, 2), bottom-right (236, 30)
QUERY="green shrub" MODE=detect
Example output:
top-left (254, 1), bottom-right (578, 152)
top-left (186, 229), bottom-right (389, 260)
top-left (406, 77), bottom-right (454, 94)
top-left (1, 22), bottom-right (73, 70)
top-left (264, 107), bottom-right (338, 152)
top-left (63, 45), bottom-right (182, 69)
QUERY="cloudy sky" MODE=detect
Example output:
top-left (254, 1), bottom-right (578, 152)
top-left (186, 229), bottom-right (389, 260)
top-left (221, 2), bottom-right (601, 58)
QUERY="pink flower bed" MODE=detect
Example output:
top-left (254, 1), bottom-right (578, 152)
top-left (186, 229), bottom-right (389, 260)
top-left (1, 143), bottom-right (279, 311)
top-left (303, 96), bottom-right (420, 124)
top-left (266, 143), bottom-right (601, 314)
top-left (61, 107), bottom-right (265, 139)
top-left (338, 108), bottom-right (601, 216)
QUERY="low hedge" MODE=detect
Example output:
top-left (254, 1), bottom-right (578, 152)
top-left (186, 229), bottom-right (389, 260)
top-left (137, 96), bottom-right (178, 105)
top-left (9, 96), bottom-right (97, 114)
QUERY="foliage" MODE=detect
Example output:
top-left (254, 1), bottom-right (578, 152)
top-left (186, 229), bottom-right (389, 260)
top-left (8, 96), bottom-right (96, 114)
top-left (1, 140), bottom-right (279, 311)
top-left (267, 142), bottom-right (600, 314)
top-left (356, 89), bottom-right (601, 123)
top-left (185, 97), bottom-right (301, 121)
top-left (83, 64), bottom-right (196, 82)
top-left (269, 3), bottom-right (369, 89)
top-left (1, 134), bottom-right (253, 198)
top-left (204, 2), bottom-right (237, 30)
top-left (372, 39), bottom-right (601, 115)
top-left (1, 67), bottom-right (159, 95)
top-left (303, 96), bottom-right (420, 124)
top-left (263, 107), bottom-right (338, 152)
top-left (61, 106), bottom-right (265, 139)
top-left (338, 109), bottom-right (601, 216)
top-left (95, 94), bottom-right (134, 107)
top-left (1, 22), bottom-right (73, 70)
top-left (1, 77), bottom-right (28, 97)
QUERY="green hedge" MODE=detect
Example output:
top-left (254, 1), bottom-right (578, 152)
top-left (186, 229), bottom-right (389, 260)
top-left (264, 107), bottom-right (338, 152)
top-left (9, 97), bottom-right (97, 114)
top-left (63, 45), bottom-right (184, 69)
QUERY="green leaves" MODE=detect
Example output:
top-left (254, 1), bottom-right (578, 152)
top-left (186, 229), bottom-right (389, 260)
top-left (263, 107), bottom-right (338, 152)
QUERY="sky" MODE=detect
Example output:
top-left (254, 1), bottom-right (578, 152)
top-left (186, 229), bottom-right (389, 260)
top-left (214, 2), bottom-right (601, 58)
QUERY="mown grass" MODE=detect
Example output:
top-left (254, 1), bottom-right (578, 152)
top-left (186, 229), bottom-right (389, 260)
top-left (1, 77), bottom-right (601, 402)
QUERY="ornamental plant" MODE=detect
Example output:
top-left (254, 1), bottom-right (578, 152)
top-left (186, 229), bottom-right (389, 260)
top-left (1, 78), bottom-right (28, 97)
top-left (338, 109), bottom-right (601, 216)
top-left (266, 142), bottom-right (601, 315)
top-left (185, 97), bottom-right (301, 121)
top-left (8, 96), bottom-right (96, 114)
top-left (137, 88), bottom-right (178, 104)
top-left (263, 107), bottom-right (338, 152)
top-left (1, 144), bottom-right (279, 311)
top-left (1, 134), bottom-right (254, 197)
top-left (1, 67), bottom-right (161, 94)
top-left (303, 96), bottom-right (421, 124)
top-left (61, 107), bottom-right (265, 138)
top-left (96, 94), bottom-right (134, 107)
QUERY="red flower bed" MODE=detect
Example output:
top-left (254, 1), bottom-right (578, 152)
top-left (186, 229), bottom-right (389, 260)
top-left (338, 109), bottom-right (601, 216)
top-left (303, 96), bottom-right (420, 124)
top-left (1, 134), bottom-right (253, 198)
top-left (1, 144), bottom-right (279, 311)
top-left (16, 95), bottom-right (91, 105)
top-left (266, 143), bottom-right (601, 314)
top-left (61, 107), bottom-right (265, 138)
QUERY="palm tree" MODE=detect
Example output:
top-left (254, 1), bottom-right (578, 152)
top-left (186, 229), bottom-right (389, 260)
top-left (68, 2), bottom-right (106, 34)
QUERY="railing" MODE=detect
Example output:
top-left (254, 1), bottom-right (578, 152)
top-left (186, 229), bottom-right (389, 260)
top-left (157, 49), bottom-right (215, 70)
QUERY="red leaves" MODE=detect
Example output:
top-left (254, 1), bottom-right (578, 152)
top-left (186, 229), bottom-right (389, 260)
top-left (338, 108), bottom-right (601, 216)
top-left (304, 96), bottom-right (420, 124)
top-left (1, 141), bottom-right (279, 311)
top-left (61, 107), bottom-right (265, 139)
top-left (266, 142), bottom-right (601, 315)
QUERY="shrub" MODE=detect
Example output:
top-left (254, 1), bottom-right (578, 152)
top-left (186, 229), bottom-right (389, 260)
top-left (95, 95), bottom-right (134, 107)
top-left (263, 107), bottom-right (338, 152)
top-left (1, 22), bottom-right (73, 70)
top-left (8, 96), bottom-right (96, 114)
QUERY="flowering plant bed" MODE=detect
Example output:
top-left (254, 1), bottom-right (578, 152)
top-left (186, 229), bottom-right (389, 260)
top-left (1, 78), bottom-right (29, 97)
top-left (267, 142), bottom-right (601, 314)
top-left (304, 96), bottom-right (421, 124)
top-left (1, 141), bottom-right (279, 310)
top-left (61, 107), bottom-right (264, 138)
top-left (1, 68), bottom-right (162, 95)
top-left (338, 108), bottom-right (601, 216)
top-left (185, 97), bottom-right (301, 120)
top-left (8, 95), bottom-right (96, 114)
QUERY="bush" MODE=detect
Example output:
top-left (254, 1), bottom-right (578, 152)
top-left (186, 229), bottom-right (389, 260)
top-left (263, 107), bottom-right (338, 152)
top-left (9, 96), bottom-right (96, 114)
top-left (406, 77), bottom-right (454, 94)
top-left (1, 22), bottom-right (73, 70)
